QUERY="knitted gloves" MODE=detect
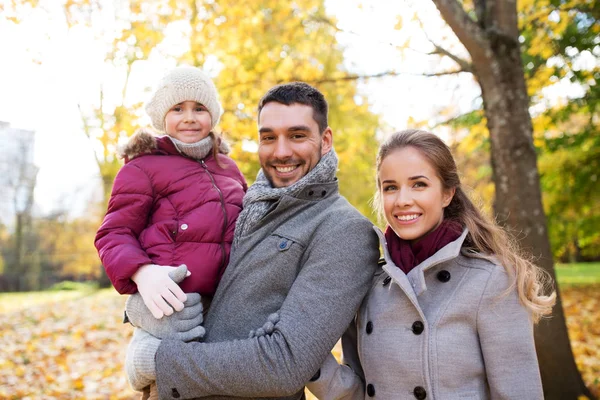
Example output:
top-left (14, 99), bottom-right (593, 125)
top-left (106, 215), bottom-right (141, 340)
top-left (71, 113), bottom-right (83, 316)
top-left (125, 265), bottom-right (205, 341)
top-left (125, 292), bottom-right (205, 341)
top-left (126, 328), bottom-right (161, 391)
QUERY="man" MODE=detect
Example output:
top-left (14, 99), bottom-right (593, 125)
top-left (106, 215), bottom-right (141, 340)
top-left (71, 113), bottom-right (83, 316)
top-left (127, 82), bottom-right (379, 399)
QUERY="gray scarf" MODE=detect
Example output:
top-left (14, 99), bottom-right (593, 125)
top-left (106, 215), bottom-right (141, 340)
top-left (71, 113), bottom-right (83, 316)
top-left (234, 149), bottom-right (338, 241)
top-left (169, 135), bottom-right (215, 160)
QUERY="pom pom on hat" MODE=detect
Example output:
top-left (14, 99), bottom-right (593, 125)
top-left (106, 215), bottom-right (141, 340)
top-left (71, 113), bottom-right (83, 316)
top-left (145, 66), bottom-right (222, 132)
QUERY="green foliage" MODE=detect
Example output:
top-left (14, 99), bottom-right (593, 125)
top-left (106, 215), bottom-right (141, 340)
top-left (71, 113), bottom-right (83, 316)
top-left (439, 0), bottom-right (599, 260)
top-left (48, 280), bottom-right (99, 292)
top-left (555, 262), bottom-right (600, 285)
top-left (519, 0), bottom-right (600, 260)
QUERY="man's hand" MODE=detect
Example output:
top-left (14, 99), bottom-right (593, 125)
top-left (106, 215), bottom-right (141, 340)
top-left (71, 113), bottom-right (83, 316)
top-left (132, 264), bottom-right (190, 318)
top-left (125, 328), bottom-right (161, 391)
top-left (125, 291), bottom-right (205, 341)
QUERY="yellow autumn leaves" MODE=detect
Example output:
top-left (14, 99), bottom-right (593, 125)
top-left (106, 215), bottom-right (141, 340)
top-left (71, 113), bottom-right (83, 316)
top-left (1, 286), bottom-right (598, 399)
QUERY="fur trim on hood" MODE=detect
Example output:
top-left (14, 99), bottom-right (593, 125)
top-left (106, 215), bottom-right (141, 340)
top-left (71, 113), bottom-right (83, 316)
top-left (117, 128), bottom-right (231, 162)
top-left (117, 128), bottom-right (158, 161)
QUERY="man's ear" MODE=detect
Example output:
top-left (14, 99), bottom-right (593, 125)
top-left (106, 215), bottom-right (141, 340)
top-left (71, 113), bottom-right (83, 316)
top-left (321, 127), bottom-right (333, 155)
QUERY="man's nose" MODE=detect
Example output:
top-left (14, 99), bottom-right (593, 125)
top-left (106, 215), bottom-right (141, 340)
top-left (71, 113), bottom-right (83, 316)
top-left (273, 138), bottom-right (292, 159)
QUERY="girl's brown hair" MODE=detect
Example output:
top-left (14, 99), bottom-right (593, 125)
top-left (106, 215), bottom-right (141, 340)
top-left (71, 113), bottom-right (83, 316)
top-left (375, 129), bottom-right (555, 322)
top-left (209, 131), bottom-right (228, 169)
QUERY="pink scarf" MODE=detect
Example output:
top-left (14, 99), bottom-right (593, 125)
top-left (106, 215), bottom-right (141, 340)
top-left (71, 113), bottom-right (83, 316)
top-left (385, 219), bottom-right (463, 274)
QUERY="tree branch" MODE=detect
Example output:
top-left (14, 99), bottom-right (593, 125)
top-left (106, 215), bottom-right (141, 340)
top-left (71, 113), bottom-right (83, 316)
top-left (219, 68), bottom-right (471, 91)
top-left (413, 16), bottom-right (474, 74)
top-left (430, 0), bottom-right (490, 65)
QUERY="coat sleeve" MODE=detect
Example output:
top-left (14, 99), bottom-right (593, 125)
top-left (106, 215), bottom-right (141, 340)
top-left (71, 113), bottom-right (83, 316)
top-left (94, 163), bottom-right (154, 294)
top-left (155, 217), bottom-right (379, 399)
top-left (306, 318), bottom-right (365, 400)
top-left (477, 265), bottom-right (544, 400)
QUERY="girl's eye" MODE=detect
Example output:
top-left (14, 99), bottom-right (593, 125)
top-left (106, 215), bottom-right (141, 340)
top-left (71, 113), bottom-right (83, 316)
top-left (196, 107), bottom-right (206, 112)
top-left (172, 106), bottom-right (182, 112)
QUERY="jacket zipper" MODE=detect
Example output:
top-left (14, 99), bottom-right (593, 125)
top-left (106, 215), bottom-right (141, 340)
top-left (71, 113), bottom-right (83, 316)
top-left (201, 160), bottom-right (228, 275)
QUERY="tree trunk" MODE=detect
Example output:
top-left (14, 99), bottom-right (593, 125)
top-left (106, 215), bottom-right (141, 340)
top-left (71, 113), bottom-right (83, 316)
top-left (477, 36), bottom-right (593, 400)
top-left (429, 0), bottom-right (594, 398)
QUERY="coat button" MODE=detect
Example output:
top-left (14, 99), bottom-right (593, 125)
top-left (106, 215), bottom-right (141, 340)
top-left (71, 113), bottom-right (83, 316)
top-left (413, 386), bottom-right (426, 399)
top-left (180, 223), bottom-right (188, 230)
top-left (437, 270), bottom-right (451, 282)
top-left (382, 276), bottom-right (391, 286)
top-left (366, 321), bottom-right (374, 334)
top-left (367, 383), bottom-right (376, 397)
top-left (171, 388), bottom-right (181, 398)
top-left (412, 321), bottom-right (424, 335)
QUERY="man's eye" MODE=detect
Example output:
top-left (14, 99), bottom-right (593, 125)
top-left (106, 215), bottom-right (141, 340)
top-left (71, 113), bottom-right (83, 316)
top-left (260, 136), bottom-right (274, 142)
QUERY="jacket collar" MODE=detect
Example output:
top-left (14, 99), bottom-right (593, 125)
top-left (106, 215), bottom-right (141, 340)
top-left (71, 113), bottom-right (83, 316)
top-left (375, 227), bottom-right (469, 297)
top-left (118, 129), bottom-right (229, 163)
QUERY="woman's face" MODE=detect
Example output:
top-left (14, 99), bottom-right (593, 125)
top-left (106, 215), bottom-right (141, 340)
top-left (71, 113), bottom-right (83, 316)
top-left (378, 147), bottom-right (455, 244)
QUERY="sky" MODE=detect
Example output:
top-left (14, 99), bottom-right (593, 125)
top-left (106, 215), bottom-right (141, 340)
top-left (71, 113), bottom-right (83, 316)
top-left (0, 0), bottom-right (479, 221)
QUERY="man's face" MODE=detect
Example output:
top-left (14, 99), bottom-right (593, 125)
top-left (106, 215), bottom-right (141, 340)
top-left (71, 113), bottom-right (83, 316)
top-left (258, 102), bottom-right (332, 188)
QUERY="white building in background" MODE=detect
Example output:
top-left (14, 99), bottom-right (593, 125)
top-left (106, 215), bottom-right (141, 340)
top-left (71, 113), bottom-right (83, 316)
top-left (0, 121), bottom-right (39, 228)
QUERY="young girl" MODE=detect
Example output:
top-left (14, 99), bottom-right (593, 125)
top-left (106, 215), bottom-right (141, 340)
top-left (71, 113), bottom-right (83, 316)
top-left (307, 129), bottom-right (555, 399)
top-left (94, 66), bottom-right (247, 397)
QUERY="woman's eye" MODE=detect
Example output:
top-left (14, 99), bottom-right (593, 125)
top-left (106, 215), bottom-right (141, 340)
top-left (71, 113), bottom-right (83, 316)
top-left (383, 185), bottom-right (397, 192)
top-left (414, 181), bottom-right (427, 188)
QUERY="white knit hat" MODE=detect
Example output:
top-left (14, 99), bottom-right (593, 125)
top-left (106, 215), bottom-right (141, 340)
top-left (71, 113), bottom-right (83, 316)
top-left (145, 66), bottom-right (222, 132)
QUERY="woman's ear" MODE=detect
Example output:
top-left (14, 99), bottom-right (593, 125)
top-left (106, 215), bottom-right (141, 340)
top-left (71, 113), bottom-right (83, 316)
top-left (442, 187), bottom-right (456, 208)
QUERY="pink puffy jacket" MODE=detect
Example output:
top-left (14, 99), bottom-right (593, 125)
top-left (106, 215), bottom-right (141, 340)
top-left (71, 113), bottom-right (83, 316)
top-left (95, 130), bottom-right (246, 296)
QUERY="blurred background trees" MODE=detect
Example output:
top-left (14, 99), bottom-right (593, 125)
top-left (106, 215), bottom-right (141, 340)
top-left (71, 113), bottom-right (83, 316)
top-left (0, 0), bottom-right (596, 286)
top-left (0, 0), bottom-right (598, 397)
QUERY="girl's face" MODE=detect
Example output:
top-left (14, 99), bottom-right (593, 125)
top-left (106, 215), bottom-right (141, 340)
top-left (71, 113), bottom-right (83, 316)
top-left (164, 101), bottom-right (212, 143)
top-left (379, 147), bottom-right (455, 244)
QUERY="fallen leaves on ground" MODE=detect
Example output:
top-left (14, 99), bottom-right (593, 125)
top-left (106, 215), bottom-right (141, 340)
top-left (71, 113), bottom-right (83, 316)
top-left (562, 285), bottom-right (600, 398)
top-left (0, 286), bottom-right (598, 399)
top-left (0, 289), bottom-right (136, 400)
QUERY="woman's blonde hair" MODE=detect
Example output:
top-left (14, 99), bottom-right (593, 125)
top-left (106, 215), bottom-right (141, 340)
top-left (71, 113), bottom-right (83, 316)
top-left (375, 129), bottom-right (555, 322)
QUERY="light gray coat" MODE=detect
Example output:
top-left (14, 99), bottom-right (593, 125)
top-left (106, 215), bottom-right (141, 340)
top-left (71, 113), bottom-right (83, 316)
top-left (155, 181), bottom-right (380, 400)
top-left (308, 228), bottom-right (543, 400)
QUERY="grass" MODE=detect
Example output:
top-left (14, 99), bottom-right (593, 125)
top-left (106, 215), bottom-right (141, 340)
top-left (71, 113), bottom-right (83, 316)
top-left (555, 262), bottom-right (600, 286)
top-left (0, 283), bottom-right (100, 314)
top-left (0, 263), bottom-right (598, 314)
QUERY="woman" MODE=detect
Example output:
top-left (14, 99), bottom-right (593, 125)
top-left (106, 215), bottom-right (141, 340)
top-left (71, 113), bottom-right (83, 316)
top-left (307, 129), bottom-right (555, 400)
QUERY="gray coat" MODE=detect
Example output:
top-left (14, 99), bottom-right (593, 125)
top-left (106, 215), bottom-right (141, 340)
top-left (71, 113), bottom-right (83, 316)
top-left (308, 228), bottom-right (543, 400)
top-left (155, 181), bottom-right (380, 400)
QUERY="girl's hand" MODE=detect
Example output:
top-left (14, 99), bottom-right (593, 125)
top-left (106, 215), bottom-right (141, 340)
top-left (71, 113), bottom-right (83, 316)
top-left (132, 264), bottom-right (190, 319)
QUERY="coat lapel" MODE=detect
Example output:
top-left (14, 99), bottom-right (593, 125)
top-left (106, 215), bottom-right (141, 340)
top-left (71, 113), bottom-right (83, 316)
top-left (375, 226), bottom-right (469, 297)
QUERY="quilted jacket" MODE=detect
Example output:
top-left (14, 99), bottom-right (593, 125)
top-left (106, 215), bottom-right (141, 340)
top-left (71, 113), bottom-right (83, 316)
top-left (95, 130), bottom-right (247, 296)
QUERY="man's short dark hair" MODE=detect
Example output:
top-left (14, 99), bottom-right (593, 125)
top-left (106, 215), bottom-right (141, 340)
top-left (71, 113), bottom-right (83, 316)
top-left (257, 82), bottom-right (329, 134)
